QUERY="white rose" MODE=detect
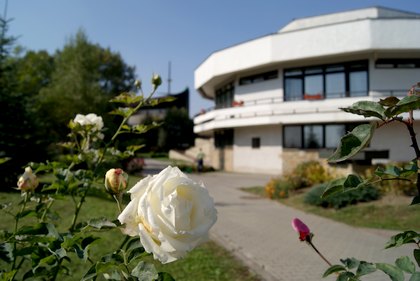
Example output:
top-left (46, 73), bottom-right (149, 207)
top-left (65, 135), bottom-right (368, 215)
top-left (74, 113), bottom-right (104, 131)
top-left (17, 167), bottom-right (39, 192)
top-left (118, 166), bottom-right (217, 264)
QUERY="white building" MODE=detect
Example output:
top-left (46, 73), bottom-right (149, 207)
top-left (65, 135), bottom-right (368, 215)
top-left (193, 6), bottom-right (420, 175)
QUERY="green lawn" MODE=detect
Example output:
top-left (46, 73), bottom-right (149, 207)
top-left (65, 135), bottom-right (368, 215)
top-left (0, 192), bottom-right (259, 281)
top-left (241, 187), bottom-right (420, 231)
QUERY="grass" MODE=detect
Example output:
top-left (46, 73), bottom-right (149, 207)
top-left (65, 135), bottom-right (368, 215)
top-left (241, 186), bottom-right (420, 231)
top-left (0, 192), bottom-right (259, 281)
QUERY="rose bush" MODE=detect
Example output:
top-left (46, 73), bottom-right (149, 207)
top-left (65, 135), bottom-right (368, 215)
top-left (118, 166), bottom-right (217, 264)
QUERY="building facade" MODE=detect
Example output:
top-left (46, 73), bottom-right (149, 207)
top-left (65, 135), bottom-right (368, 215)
top-left (193, 7), bottom-right (420, 175)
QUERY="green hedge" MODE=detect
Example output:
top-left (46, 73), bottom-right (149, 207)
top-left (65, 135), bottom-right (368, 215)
top-left (304, 182), bottom-right (380, 209)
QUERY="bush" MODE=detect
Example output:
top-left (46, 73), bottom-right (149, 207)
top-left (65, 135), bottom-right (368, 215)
top-left (304, 181), bottom-right (380, 209)
top-left (265, 178), bottom-right (293, 199)
top-left (291, 161), bottom-right (333, 189)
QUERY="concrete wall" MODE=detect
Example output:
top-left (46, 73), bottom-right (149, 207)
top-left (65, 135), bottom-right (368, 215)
top-left (233, 125), bottom-right (283, 174)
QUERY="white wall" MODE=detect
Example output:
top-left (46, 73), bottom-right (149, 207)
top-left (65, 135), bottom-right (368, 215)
top-left (233, 125), bottom-right (283, 174)
top-left (370, 121), bottom-right (420, 162)
top-left (234, 73), bottom-right (283, 102)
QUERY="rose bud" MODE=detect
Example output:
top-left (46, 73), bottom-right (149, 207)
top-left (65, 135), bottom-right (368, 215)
top-left (291, 218), bottom-right (311, 241)
top-left (151, 74), bottom-right (162, 90)
top-left (17, 167), bottom-right (39, 192)
top-left (105, 168), bottom-right (128, 194)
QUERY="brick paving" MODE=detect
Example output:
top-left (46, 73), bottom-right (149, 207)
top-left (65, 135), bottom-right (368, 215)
top-left (143, 160), bottom-right (416, 281)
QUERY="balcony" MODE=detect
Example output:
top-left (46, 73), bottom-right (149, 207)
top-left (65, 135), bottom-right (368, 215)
top-left (194, 89), bottom-right (410, 134)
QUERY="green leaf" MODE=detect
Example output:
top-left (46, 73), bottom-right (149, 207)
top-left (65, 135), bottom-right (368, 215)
top-left (321, 178), bottom-right (345, 198)
top-left (131, 261), bottom-right (158, 281)
top-left (109, 107), bottom-right (133, 118)
top-left (379, 96), bottom-right (400, 107)
top-left (396, 256), bottom-right (415, 274)
top-left (385, 95), bottom-right (420, 117)
top-left (110, 92), bottom-right (144, 104)
top-left (385, 231), bottom-right (420, 249)
top-left (328, 124), bottom-right (375, 163)
top-left (357, 261), bottom-right (376, 276)
top-left (409, 272), bottom-right (420, 281)
top-left (322, 264), bottom-right (346, 277)
top-left (376, 263), bottom-right (404, 281)
top-left (147, 96), bottom-right (176, 107)
top-left (0, 157), bottom-right (11, 165)
top-left (337, 271), bottom-right (356, 281)
top-left (341, 257), bottom-right (360, 269)
top-left (414, 249), bottom-right (420, 267)
top-left (343, 174), bottom-right (363, 190)
top-left (87, 218), bottom-right (117, 229)
top-left (341, 101), bottom-right (386, 120)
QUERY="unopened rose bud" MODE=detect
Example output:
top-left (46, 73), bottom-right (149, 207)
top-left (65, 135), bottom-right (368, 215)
top-left (134, 79), bottom-right (142, 89)
top-left (105, 168), bottom-right (128, 194)
top-left (17, 167), bottom-right (39, 192)
top-left (151, 74), bottom-right (162, 90)
top-left (291, 218), bottom-right (311, 241)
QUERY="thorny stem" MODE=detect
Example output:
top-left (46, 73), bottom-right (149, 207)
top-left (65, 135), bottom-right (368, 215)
top-left (69, 86), bottom-right (157, 231)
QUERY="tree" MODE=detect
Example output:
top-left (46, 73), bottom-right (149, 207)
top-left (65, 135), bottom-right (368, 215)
top-left (159, 107), bottom-right (194, 151)
top-left (35, 30), bottom-right (136, 144)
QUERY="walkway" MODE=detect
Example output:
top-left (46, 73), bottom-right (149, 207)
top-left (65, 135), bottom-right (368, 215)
top-left (143, 160), bottom-right (415, 281)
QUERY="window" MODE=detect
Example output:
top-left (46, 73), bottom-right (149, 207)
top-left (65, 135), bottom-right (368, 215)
top-left (375, 59), bottom-right (420, 69)
top-left (284, 61), bottom-right (368, 101)
top-left (284, 126), bottom-right (301, 148)
top-left (303, 125), bottom-right (323, 148)
top-left (283, 123), bottom-right (363, 149)
top-left (239, 70), bottom-right (278, 85)
top-left (215, 129), bottom-right (234, 148)
top-left (215, 83), bottom-right (234, 109)
top-left (252, 137), bottom-right (260, 149)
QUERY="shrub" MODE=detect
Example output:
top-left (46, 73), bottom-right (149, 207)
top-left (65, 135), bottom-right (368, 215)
top-left (304, 181), bottom-right (380, 209)
top-left (265, 178), bottom-right (293, 199)
top-left (292, 161), bottom-right (333, 189)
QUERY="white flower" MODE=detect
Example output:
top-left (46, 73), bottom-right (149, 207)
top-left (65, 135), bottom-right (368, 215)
top-left (73, 113), bottom-right (104, 131)
top-left (118, 166), bottom-right (217, 264)
top-left (17, 167), bottom-right (39, 192)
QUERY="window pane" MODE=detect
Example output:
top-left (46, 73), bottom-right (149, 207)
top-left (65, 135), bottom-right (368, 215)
top-left (349, 71), bottom-right (368, 96)
top-left (326, 73), bottom-right (345, 98)
top-left (285, 78), bottom-right (303, 101)
top-left (304, 125), bottom-right (323, 148)
top-left (284, 126), bottom-right (301, 148)
top-left (304, 75), bottom-right (323, 99)
top-left (325, 125), bottom-right (345, 148)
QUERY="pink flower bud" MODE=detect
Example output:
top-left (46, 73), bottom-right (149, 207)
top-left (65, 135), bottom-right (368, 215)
top-left (17, 167), bottom-right (39, 192)
top-left (291, 218), bottom-right (310, 241)
top-left (105, 168), bottom-right (128, 194)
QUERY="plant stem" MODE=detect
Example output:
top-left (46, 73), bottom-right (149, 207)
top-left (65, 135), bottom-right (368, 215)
top-left (113, 194), bottom-right (123, 213)
top-left (307, 240), bottom-right (333, 267)
top-left (12, 192), bottom-right (29, 270)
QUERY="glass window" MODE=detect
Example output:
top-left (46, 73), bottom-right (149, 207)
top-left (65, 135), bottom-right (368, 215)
top-left (325, 125), bottom-right (346, 148)
top-left (252, 137), bottom-right (260, 149)
top-left (349, 71), bottom-right (367, 97)
top-left (285, 78), bottom-right (303, 101)
top-left (215, 83), bottom-right (234, 109)
top-left (304, 75), bottom-right (323, 99)
top-left (304, 125), bottom-right (323, 148)
top-left (326, 73), bottom-right (345, 98)
top-left (284, 126), bottom-right (301, 148)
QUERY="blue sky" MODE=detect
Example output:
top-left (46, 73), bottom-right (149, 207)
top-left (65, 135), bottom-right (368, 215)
top-left (5, 0), bottom-right (420, 116)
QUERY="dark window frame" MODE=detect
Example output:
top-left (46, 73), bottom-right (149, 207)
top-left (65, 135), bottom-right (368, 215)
top-left (375, 58), bottom-right (420, 69)
top-left (282, 123), bottom-right (364, 149)
top-left (239, 70), bottom-right (278, 86)
top-left (215, 82), bottom-right (235, 109)
top-left (251, 137), bottom-right (261, 149)
top-left (283, 60), bottom-right (369, 101)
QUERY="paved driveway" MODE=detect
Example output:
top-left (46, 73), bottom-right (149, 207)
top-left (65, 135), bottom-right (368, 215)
top-left (143, 160), bottom-right (415, 281)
